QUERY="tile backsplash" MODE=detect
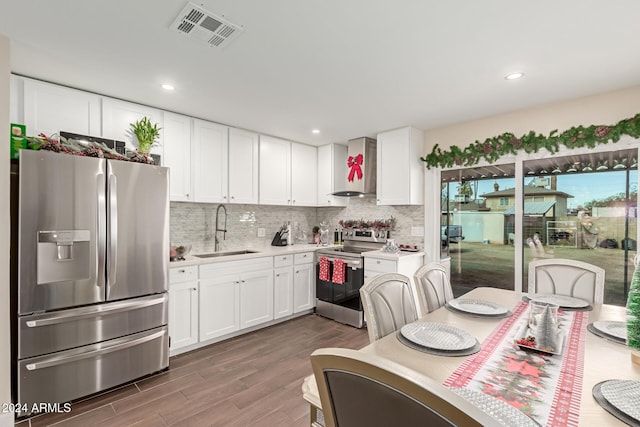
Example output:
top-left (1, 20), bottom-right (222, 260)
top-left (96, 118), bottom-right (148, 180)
top-left (170, 199), bottom-right (424, 254)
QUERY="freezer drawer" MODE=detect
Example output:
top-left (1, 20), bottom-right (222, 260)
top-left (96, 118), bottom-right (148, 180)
top-left (19, 294), bottom-right (168, 359)
top-left (18, 326), bottom-right (169, 409)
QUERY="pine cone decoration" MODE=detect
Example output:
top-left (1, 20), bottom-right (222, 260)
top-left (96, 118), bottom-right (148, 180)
top-left (83, 146), bottom-right (104, 158)
top-left (509, 136), bottom-right (522, 149)
top-left (483, 141), bottom-right (493, 154)
top-left (40, 141), bottom-right (62, 152)
top-left (594, 126), bottom-right (610, 138)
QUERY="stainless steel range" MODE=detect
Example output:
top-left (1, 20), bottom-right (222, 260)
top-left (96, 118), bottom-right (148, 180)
top-left (315, 229), bottom-right (389, 328)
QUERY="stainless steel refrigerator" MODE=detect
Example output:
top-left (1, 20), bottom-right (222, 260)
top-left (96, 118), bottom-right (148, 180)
top-left (12, 149), bottom-right (169, 410)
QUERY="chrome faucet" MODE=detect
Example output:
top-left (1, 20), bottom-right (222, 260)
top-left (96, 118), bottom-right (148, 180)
top-left (214, 204), bottom-right (228, 252)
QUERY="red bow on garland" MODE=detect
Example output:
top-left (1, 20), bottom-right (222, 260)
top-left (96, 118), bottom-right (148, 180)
top-left (347, 153), bottom-right (363, 182)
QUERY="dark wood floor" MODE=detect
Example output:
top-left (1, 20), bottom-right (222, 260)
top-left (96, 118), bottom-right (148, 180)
top-left (18, 314), bottom-right (369, 427)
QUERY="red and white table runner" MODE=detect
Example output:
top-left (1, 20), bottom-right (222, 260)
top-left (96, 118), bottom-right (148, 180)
top-left (443, 301), bottom-right (589, 426)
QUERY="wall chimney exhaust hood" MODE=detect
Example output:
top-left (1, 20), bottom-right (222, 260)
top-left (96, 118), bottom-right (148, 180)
top-left (333, 137), bottom-right (376, 197)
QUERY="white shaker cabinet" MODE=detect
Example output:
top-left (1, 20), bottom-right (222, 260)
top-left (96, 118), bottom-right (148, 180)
top-left (163, 112), bottom-right (193, 202)
top-left (293, 252), bottom-right (315, 313)
top-left (22, 77), bottom-right (101, 137)
top-left (291, 142), bottom-right (317, 206)
top-left (168, 266), bottom-right (199, 354)
top-left (199, 275), bottom-right (240, 341)
top-left (259, 135), bottom-right (317, 206)
top-left (376, 127), bottom-right (425, 205)
top-left (317, 143), bottom-right (349, 207)
top-left (239, 269), bottom-right (274, 328)
top-left (273, 255), bottom-right (294, 319)
top-left (228, 128), bottom-right (259, 204)
top-left (192, 119), bottom-right (228, 203)
top-left (102, 98), bottom-right (164, 158)
top-left (259, 135), bottom-right (291, 205)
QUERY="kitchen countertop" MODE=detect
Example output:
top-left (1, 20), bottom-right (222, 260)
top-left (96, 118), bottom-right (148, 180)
top-left (362, 249), bottom-right (425, 260)
top-left (169, 244), bottom-right (342, 267)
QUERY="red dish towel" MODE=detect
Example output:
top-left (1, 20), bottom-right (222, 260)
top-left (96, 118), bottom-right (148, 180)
top-left (332, 259), bottom-right (345, 284)
top-left (319, 257), bottom-right (330, 281)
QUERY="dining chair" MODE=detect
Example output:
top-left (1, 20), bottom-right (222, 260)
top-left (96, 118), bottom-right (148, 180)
top-left (413, 262), bottom-right (454, 316)
top-left (360, 273), bottom-right (418, 343)
top-left (311, 347), bottom-right (499, 427)
top-left (528, 258), bottom-right (605, 304)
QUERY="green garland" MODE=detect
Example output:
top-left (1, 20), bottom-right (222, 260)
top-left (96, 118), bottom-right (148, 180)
top-left (421, 113), bottom-right (640, 169)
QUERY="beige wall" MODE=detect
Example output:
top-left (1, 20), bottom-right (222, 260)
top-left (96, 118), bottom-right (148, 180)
top-left (424, 85), bottom-right (640, 150)
top-left (0, 34), bottom-right (11, 425)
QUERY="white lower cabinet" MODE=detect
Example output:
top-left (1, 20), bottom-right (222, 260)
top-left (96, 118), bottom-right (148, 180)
top-left (169, 266), bottom-right (199, 353)
top-left (274, 254), bottom-right (294, 319)
top-left (199, 275), bottom-right (240, 341)
top-left (172, 251), bottom-right (316, 355)
top-left (363, 253), bottom-right (424, 287)
top-left (239, 269), bottom-right (274, 328)
top-left (293, 252), bottom-right (316, 313)
top-left (198, 256), bottom-right (273, 342)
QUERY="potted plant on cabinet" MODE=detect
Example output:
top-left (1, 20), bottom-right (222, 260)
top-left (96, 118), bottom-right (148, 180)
top-left (130, 117), bottom-right (160, 156)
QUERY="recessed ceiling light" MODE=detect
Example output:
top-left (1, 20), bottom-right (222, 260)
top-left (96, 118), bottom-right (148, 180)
top-left (161, 84), bottom-right (175, 91)
top-left (311, 129), bottom-right (320, 134)
top-left (505, 72), bottom-right (524, 80)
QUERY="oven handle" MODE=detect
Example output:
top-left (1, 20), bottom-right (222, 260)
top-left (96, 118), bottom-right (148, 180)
top-left (318, 257), bottom-right (362, 268)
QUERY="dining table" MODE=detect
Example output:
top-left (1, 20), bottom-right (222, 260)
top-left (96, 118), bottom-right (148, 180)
top-left (302, 287), bottom-right (640, 426)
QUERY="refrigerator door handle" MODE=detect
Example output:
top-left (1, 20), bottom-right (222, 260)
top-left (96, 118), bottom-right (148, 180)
top-left (24, 295), bottom-right (166, 328)
top-left (108, 173), bottom-right (118, 293)
top-left (97, 173), bottom-right (106, 292)
top-left (25, 329), bottom-right (166, 371)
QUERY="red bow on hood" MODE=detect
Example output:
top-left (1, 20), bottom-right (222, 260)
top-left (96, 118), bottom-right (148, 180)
top-left (347, 153), bottom-right (363, 182)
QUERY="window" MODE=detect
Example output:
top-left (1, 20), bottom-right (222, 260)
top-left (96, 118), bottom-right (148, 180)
top-left (437, 143), bottom-right (639, 306)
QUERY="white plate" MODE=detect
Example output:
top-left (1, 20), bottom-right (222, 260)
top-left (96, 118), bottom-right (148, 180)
top-left (400, 322), bottom-right (476, 351)
top-left (600, 380), bottom-right (640, 422)
top-left (449, 298), bottom-right (509, 316)
top-left (593, 320), bottom-right (627, 341)
top-left (450, 388), bottom-right (541, 426)
top-left (529, 293), bottom-right (590, 308)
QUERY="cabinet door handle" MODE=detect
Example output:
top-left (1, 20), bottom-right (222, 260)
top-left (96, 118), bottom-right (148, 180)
top-left (178, 269), bottom-right (185, 273)
top-left (186, 193), bottom-right (189, 198)
top-left (276, 274), bottom-right (280, 277)
top-left (376, 260), bottom-right (381, 264)
top-left (191, 287), bottom-right (197, 291)
top-left (241, 280), bottom-right (245, 283)
top-left (231, 196), bottom-right (235, 200)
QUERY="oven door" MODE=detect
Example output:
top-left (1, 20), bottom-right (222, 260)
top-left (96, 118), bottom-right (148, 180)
top-left (316, 256), bottom-right (364, 303)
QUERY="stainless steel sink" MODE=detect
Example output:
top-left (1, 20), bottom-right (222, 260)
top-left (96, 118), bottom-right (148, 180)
top-left (194, 250), bottom-right (260, 258)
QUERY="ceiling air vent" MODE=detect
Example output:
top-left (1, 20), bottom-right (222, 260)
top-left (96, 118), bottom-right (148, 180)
top-left (170, 2), bottom-right (243, 48)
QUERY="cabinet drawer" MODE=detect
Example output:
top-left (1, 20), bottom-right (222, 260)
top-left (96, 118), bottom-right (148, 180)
top-left (364, 258), bottom-right (397, 273)
top-left (294, 252), bottom-right (314, 264)
top-left (170, 266), bottom-right (198, 284)
top-left (274, 254), bottom-right (293, 268)
top-left (200, 256), bottom-right (273, 279)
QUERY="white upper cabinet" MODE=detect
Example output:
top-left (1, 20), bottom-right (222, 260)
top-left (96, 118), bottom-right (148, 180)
top-left (22, 77), bottom-right (101, 137)
top-left (317, 143), bottom-right (349, 207)
top-left (102, 98), bottom-right (164, 158)
top-left (192, 119), bottom-right (228, 203)
top-left (376, 126), bottom-right (425, 205)
top-left (259, 135), bottom-right (292, 205)
top-left (163, 112), bottom-right (193, 202)
top-left (291, 142), bottom-right (317, 206)
top-left (228, 128), bottom-right (259, 204)
top-left (259, 135), bottom-right (317, 206)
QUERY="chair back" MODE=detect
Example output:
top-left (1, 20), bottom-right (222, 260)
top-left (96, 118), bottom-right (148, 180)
top-left (311, 348), bottom-right (497, 427)
top-left (528, 258), bottom-right (605, 303)
top-left (360, 273), bottom-right (418, 343)
top-left (413, 263), bottom-right (454, 316)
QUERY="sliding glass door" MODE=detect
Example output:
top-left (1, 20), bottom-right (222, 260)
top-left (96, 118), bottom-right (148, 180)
top-left (438, 144), bottom-right (638, 306)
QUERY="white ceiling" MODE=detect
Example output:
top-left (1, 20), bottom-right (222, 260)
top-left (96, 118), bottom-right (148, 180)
top-left (2, 1), bottom-right (640, 146)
